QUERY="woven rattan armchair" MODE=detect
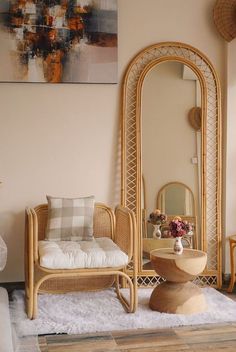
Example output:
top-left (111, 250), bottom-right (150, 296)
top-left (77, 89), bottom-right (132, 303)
top-left (25, 203), bottom-right (137, 319)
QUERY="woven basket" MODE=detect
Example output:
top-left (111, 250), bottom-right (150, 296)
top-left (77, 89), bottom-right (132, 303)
top-left (213, 0), bottom-right (236, 42)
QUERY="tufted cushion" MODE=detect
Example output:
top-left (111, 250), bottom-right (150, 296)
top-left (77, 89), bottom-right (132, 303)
top-left (45, 195), bottom-right (95, 241)
top-left (38, 237), bottom-right (129, 269)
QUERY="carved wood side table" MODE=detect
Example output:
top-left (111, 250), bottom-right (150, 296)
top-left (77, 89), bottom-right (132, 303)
top-left (149, 248), bottom-right (207, 314)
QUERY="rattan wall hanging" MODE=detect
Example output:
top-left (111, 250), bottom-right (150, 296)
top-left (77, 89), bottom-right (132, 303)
top-left (213, 0), bottom-right (236, 42)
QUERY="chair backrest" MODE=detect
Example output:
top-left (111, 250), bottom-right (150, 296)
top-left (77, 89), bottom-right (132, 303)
top-left (34, 203), bottom-right (115, 241)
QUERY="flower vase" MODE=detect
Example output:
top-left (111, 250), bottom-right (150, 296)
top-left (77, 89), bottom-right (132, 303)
top-left (152, 224), bottom-right (162, 239)
top-left (173, 237), bottom-right (183, 255)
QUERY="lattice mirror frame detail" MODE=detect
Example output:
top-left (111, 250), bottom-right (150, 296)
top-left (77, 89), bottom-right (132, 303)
top-left (121, 42), bottom-right (222, 288)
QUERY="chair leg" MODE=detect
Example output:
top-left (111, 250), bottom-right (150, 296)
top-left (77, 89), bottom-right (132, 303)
top-left (228, 243), bottom-right (236, 293)
top-left (26, 289), bottom-right (33, 319)
top-left (25, 272), bottom-right (34, 319)
top-left (133, 273), bottom-right (138, 312)
top-left (115, 273), bottom-right (135, 313)
top-left (32, 287), bottom-right (39, 319)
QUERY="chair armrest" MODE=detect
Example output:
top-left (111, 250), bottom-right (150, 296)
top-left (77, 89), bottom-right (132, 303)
top-left (25, 207), bottom-right (38, 262)
top-left (25, 208), bottom-right (35, 301)
top-left (115, 206), bottom-right (136, 262)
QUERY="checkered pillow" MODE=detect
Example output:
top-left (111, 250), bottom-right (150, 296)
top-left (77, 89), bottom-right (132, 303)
top-left (45, 195), bottom-right (95, 241)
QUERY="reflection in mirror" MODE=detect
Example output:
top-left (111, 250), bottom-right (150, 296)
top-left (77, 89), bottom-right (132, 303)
top-left (142, 175), bottom-right (148, 238)
top-left (157, 182), bottom-right (194, 216)
top-left (157, 181), bottom-right (197, 249)
top-left (141, 61), bottom-right (201, 271)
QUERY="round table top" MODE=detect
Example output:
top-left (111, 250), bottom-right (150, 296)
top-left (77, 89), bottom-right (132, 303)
top-left (151, 248), bottom-right (207, 260)
top-left (150, 248), bottom-right (207, 282)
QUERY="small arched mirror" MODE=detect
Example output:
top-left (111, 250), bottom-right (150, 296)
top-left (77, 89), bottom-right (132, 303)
top-left (156, 181), bottom-right (197, 251)
top-left (157, 182), bottom-right (195, 217)
top-left (143, 180), bottom-right (198, 270)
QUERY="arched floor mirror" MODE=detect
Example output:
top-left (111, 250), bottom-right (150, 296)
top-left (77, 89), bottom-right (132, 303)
top-left (121, 42), bottom-right (222, 288)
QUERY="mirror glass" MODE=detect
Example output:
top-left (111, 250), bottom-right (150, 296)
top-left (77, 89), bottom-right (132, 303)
top-left (141, 61), bottom-right (201, 271)
top-left (157, 182), bottom-right (194, 216)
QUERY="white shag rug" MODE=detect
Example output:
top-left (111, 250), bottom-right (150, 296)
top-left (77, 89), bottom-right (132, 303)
top-left (10, 287), bottom-right (236, 337)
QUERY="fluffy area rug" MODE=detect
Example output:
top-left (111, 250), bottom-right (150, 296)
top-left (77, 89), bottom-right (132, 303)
top-left (10, 287), bottom-right (236, 337)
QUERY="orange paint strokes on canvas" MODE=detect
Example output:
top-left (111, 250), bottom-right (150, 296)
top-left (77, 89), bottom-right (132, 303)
top-left (44, 50), bottom-right (64, 83)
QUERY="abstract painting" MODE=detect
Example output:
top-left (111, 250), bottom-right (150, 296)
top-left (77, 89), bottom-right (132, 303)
top-left (0, 0), bottom-right (117, 83)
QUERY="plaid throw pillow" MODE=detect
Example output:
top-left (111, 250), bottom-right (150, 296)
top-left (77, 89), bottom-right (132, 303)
top-left (45, 195), bottom-right (95, 241)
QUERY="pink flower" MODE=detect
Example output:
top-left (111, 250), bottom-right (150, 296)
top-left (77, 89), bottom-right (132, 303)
top-left (169, 218), bottom-right (190, 238)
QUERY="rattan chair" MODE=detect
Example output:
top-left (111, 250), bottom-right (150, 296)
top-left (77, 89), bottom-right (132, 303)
top-left (25, 203), bottom-right (137, 319)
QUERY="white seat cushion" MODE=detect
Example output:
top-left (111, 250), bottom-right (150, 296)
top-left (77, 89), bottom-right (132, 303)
top-left (38, 237), bottom-right (129, 269)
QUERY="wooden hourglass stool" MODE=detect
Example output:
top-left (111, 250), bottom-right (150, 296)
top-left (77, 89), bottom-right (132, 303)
top-left (149, 248), bottom-right (207, 314)
top-left (228, 235), bottom-right (236, 293)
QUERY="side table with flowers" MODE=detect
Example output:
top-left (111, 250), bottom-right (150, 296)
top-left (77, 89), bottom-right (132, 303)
top-left (148, 209), bottom-right (167, 239)
top-left (169, 217), bottom-right (193, 255)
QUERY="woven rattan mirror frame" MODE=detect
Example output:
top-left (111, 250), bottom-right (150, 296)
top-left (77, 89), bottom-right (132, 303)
top-left (121, 42), bottom-right (222, 288)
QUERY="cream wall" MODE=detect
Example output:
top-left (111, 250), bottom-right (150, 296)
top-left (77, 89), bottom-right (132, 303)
top-left (0, 0), bottom-right (226, 282)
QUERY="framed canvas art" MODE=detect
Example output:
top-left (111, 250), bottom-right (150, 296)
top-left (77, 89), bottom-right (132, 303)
top-left (0, 0), bottom-right (117, 83)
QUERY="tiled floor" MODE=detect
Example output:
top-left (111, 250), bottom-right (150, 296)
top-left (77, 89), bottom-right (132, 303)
top-left (36, 287), bottom-right (236, 352)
